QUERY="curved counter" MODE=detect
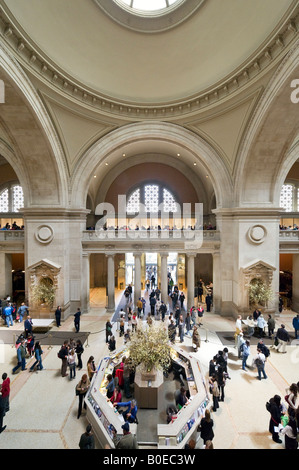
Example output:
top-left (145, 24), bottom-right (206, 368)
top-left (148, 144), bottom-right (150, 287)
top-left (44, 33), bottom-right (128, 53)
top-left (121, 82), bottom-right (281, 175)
top-left (85, 344), bottom-right (210, 449)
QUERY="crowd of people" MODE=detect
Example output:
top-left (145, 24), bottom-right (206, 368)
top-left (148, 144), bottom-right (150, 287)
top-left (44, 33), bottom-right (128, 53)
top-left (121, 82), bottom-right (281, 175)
top-left (86, 222), bottom-right (216, 231)
top-left (0, 221), bottom-right (24, 231)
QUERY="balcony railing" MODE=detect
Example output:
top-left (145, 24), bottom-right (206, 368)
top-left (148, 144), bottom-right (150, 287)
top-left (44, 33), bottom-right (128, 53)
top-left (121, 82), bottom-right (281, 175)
top-left (82, 229), bottom-right (220, 242)
top-left (0, 230), bottom-right (24, 241)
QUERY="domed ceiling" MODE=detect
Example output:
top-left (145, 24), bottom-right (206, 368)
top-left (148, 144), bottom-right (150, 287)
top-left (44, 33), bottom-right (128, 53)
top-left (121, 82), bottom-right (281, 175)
top-left (1, 0), bottom-right (296, 105)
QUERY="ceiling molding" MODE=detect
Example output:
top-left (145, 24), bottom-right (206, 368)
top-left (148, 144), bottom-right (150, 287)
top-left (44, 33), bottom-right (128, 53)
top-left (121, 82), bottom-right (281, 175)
top-left (94, 0), bottom-right (205, 33)
top-left (0, 2), bottom-right (298, 118)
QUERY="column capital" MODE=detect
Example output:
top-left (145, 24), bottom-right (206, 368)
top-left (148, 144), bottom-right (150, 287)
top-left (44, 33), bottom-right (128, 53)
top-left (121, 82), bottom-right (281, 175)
top-left (105, 252), bottom-right (115, 258)
top-left (186, 252), bottom-right (197, 258)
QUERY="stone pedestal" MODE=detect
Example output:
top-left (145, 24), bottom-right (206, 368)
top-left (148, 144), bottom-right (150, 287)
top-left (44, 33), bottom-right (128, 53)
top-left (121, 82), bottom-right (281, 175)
top-left (134, 365), bottom-right (164, 409)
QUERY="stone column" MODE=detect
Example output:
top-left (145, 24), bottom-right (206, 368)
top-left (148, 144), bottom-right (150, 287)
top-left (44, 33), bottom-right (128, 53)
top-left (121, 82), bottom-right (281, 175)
top-left (187, 253), bottom-right (196, 311)
top-left (134, 253), bottom-right (142, 307)
top-left (212, 251), bottom-right (221, 314)
top-left (106, 253), bottom-right (115, 312)
top-left (160, 252), bottom-right (168, 304)
top-left (292, 254), bottom-right (299, 313)
top-left (81, 252), bottom-right (90, 313)
top-left (0, 253), bottom-right (12, 299)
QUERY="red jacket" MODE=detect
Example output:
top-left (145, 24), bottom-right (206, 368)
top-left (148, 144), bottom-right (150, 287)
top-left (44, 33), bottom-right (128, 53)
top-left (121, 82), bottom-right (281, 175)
top-left (1, 378), bottom-right (10, 398)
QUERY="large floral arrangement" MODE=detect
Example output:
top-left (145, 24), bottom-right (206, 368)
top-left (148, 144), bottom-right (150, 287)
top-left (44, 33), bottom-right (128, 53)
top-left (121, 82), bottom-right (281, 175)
top-left (31, 277), bottom-right (56, 306)
top-left (248, 278), bottom-right (273, 307)
top-left (128, 323), bottom-right (171, 373)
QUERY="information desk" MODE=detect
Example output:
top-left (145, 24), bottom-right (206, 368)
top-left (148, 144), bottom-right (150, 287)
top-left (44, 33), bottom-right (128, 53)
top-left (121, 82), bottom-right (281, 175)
top-left (157, 345), bottom-right (210, 449)
top-left (85, 348), bottom-right (137, 449)
top-left (85, 345), bottom-right (209, 449)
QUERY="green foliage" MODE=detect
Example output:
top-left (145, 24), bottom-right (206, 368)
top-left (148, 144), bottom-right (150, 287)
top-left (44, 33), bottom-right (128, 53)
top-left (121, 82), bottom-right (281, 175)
top-left (128, 323), bottom-right (171, 373)
top-left (31, 277), bottom-right (56, 306)
top-left (249, 278), bottom-right (273, 307)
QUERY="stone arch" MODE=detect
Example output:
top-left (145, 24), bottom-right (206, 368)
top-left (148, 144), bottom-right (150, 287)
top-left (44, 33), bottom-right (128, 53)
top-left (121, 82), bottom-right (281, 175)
top-left (71, 121), bottom-right (233, 210)
top-left (234, 41), bottom-right (299, 207)
top-left (0, 43), bottom-right (68, 208)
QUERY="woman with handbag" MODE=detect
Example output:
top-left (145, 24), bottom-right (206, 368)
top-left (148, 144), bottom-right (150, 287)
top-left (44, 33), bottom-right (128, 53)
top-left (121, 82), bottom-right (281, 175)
top-left (76, 374), bottom-right (90, 419)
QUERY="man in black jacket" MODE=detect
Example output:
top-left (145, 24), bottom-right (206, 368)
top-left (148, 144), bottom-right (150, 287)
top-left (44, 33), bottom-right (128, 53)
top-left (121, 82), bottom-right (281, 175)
top-left (276, 324), bottom-right (290, 353)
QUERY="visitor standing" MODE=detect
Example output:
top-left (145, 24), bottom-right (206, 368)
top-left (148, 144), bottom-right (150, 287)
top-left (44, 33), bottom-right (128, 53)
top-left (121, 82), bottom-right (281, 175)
top-left (68, 348), bottom-right (77, 380)
top-left (58, 340), bottom-right (69, 377)
top-left (75, 339), bottom-right (84, 370)
top-left (76, 374), bottom-right (90, 419)
top-left (24, 315), bottom-right (33, 338)
top-left (55, 306), bottom-right (62, 327)
top-left (79, 424), bottom-right (95, 449)
top-left (292, 314), bottom-right (299, 339)
top-left (254, 348), bottom-right (267, 380)
top-left (74, 308), bottom-right (81, 333)
top-left (112, 422), bottom-right (138, 449)
top-left (241, 340), bottom-right (250, 371)
top-left (198, 409), bottom-right (214, 444)
top-left (267, 395), bottom-right (282, 443)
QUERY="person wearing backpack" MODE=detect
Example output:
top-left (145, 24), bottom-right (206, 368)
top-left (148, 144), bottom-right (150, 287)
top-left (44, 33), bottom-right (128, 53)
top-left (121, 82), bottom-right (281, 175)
top-left (254, 348), bottom-right (267, 380)
top-left (58, 341), bottom-right (69, 377)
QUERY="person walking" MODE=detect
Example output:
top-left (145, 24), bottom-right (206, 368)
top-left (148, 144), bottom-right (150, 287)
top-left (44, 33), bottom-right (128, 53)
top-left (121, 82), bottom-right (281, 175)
top-left (276, 324), bottom-right (290, 353)
top-left (74, 308), bottom-right (81, 333)
top-left (76, 374), bottom-right (90, 419)
top-left (198, 409), bottom-right (214, 444)
top-left (29, 341), bottom-right (44, 372)
top-left (17, 302), bottom-right (29, 323)
top-left (267, 314), bottom-right (275, 338)
top-left (12, 339), bottom-right (27, 373)
top-left (75, 339), bottom-right (84, 370)
top-left (55, 306), bottom-right (62, 327)
top-left (4, 303), bottom-right (13, 328)
top-left (254, 348), bottom-right (267, 380)
top-left (79, 424), bottom-right (95, 449)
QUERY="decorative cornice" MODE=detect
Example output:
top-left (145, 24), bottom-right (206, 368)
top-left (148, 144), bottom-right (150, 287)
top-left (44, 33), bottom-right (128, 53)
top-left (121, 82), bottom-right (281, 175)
top-left (0, 2), bottom-right (298, 119)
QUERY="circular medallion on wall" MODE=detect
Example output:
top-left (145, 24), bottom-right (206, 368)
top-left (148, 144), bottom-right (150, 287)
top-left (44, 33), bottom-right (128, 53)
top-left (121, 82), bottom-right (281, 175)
top-left (247, 224), bottom-right (267, 244)
top-left (35, 225), bottom-right (54, 244)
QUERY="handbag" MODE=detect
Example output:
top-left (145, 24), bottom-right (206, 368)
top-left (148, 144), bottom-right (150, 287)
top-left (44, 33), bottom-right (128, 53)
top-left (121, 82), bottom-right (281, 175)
top-left (75, 383), bottom-right (81, 396)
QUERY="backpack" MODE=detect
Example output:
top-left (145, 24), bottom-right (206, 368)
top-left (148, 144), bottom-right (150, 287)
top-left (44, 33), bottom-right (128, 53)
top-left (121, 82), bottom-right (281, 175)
top-left (255, 357), bottom-right (263, 367)
top-left (264, 346), bottom-right (270, 358)
top-left (266, 401), bottom-right (271, 412)
top-left (57, 348), bottom-right (65, 359)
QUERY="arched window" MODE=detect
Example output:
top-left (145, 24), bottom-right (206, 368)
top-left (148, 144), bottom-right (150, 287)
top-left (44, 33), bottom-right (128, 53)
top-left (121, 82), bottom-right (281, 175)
top-left (126, 184), bottom-right (178, 214)
top-left (0, 184), bottom-right (24, 213)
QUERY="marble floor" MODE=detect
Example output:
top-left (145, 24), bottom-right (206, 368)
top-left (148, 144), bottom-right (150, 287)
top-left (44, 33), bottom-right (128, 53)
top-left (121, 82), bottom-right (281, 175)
top-left (0, 289), bottom-right (298, 450)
